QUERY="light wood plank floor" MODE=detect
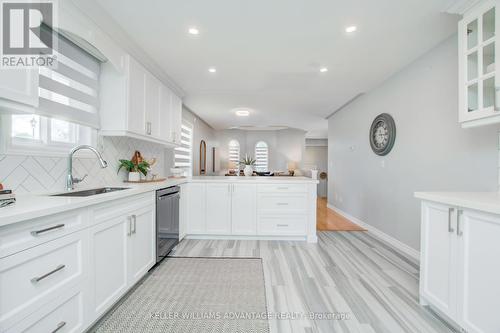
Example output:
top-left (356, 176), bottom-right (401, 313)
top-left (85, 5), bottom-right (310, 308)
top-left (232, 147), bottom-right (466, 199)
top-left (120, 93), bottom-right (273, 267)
top-left (171, 232), bottom-right (455, 333)
top-left (317, 198), bottom-right (366, 231)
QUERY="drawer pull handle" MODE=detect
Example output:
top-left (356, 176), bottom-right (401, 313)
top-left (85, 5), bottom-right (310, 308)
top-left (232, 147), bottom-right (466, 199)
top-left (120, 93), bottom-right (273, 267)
top-left (276, 203), bottom-right (289, 206)
top-left (31, 224), bottom-right (65, 236)
top-left (277, 187), bottom-right (289, 190)
top-left (277, 224), bottom-right (289, 227)
top-left (31, 264), bottom-right (66, 283)
top-left (51, 321), bottom-right (66, 333)
top-left (132, 215), bottom-right (137, 234)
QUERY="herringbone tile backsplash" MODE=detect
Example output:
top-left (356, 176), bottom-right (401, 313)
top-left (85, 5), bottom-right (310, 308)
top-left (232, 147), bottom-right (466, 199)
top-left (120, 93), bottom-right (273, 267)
top-left (0, 137), bottom-right (170, 194)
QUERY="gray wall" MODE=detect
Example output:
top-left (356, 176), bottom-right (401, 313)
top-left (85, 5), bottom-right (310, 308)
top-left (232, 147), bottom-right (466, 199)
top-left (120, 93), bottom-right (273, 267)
top-left (328, 35), bottom-right (499, 251)
top-left (216, 128), bottom-right (306, 172)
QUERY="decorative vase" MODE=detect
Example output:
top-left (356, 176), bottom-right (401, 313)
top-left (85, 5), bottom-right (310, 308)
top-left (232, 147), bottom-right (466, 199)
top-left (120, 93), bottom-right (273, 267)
top-left (128, 171), bottom-right (141, 182)
top-left (244, 165), bottom-right (253, 177)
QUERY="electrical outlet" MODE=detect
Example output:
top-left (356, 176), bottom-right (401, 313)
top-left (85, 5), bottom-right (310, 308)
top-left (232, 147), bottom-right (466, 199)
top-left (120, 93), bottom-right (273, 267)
top-left (381, 160), bottom-right (385, 168)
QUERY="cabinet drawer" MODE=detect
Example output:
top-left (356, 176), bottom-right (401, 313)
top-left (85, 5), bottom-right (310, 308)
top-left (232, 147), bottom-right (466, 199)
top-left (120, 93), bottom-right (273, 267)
top-left (257, 194), bottom-right (307, 213)
top-left (91, 192), bottom-right (154, 225)
top-left (0, 210), bottom-right (85, 258)
top-left (257, 215), bottom-right (307, 235)
top-left (5, 288), bottom-right (84, 333)
top-left (257, 184), bottom-right (307, 193)
top-left (0, 231), bottom-right (86, 328)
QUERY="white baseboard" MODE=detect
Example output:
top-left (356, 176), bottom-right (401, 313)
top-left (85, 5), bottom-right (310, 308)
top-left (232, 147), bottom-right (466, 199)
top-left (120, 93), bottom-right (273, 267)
top-left (326, 203), bottom-right (420, 262)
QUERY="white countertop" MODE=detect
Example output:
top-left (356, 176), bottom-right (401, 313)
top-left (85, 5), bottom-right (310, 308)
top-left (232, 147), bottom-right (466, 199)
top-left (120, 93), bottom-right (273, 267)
top-left (415, 192), bottom-right (500, 215)
top-left (0, 176), bottom-right (318, 227)
top-left (190, 176), bottom-right (319, 183)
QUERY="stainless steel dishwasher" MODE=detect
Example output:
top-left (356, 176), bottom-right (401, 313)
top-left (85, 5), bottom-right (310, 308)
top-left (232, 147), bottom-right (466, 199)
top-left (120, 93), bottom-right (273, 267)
top-left (156, 186), bottom-right (180, 262)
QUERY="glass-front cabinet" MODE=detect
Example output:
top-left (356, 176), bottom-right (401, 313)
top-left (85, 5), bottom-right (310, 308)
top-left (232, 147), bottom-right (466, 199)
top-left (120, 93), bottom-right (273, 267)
top-left (459, 0), bottom-right (500, 127)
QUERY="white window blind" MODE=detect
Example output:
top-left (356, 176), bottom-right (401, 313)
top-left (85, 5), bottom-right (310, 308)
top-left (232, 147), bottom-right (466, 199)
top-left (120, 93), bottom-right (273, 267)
top-left (255, 141), bottom-right (268, 172)
top-left (174, 120), bottom-right (193, 175)
top-left (37, 24), bottom-right (101, 129)
top-left (228, 140), bottom-right (240, 167)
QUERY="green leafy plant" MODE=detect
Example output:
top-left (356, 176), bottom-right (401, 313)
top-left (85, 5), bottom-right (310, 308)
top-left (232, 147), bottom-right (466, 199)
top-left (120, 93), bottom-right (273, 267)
top-left (117, 159), bottom-right (150, 176)
top-left (239, 155), bottom-right (256, 166)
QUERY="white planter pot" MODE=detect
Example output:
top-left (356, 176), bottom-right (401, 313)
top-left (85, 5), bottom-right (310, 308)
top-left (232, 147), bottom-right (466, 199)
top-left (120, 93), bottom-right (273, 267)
top-left (243, 165), bottom-right (253, 177)
top-left (128, 171), bottom-right (141, 182)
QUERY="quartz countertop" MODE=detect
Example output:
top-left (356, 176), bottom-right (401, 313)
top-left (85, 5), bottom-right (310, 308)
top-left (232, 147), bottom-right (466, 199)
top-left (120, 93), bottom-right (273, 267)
top-left (414, 192), bottom-right (500, 215)
top-left (0, 178), bottom-right (188, 227)
top-left (190, 176), bottom-right (319, 183)
top-left (0, 176), bottom-right (318, 227)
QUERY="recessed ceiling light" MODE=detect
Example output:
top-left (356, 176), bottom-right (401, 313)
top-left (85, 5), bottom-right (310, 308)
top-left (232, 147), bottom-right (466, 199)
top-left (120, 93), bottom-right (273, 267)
top-left (188, 27), bottom-right (200, 35)
top-left (319, 67), bottom-right (328, 73)
top-left (345, 25), bottom-right (357, 33)
top-left (208, 67), bottom-right (217, 73)
top-left (235, 109), bottom-right (250, 117)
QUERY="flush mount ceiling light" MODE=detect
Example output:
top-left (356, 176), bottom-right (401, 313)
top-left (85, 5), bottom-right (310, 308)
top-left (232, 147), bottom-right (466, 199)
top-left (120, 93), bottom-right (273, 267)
top-left (234, 109), bottom-right (250, 117)
top-left (208, 67), bottom-right (217, 73)
top-left (319, 67), bottom-right (328, 73)
top-left (345, 25), bottom-right (357, 33)
top-left (188, 27), bottom-right (200, 35)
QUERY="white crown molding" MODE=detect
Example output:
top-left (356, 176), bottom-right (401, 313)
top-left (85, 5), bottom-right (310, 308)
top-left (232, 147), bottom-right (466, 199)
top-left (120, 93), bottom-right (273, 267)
top-left (327, 203), bottom-right (420, 262)
top-left (443, 0), bottom-right (482, 14)
top-left (67, 0), bottom-right (185, 98)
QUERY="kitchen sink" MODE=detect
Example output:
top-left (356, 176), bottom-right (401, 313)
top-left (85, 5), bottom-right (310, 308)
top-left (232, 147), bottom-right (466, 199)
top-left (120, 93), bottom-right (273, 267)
top-left (51, 187), bottom-right (130, 197)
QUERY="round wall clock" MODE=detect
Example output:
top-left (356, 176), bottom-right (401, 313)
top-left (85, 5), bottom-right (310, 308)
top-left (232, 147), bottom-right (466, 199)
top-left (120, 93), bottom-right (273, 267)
top-left (369, 113), bottom-right (396, 156)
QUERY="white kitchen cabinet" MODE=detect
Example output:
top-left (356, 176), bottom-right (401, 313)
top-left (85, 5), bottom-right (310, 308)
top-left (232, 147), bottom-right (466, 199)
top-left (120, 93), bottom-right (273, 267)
top-left (231, 184), bottom-right (257, 235)
top-left (206, 184), bottom-right (232, 234)
top-left (458, 0), bottom-right (500, 127)
top-left (144, 71), bottom-right (161, 138)
top-left (170, 92), bottom-right (183, 144)
top-left (126, 56), bottom-right (146, 135)
top-left (419, 200), bottom-right (500, 333)
top-left (457, 209), bottom-right (500, 333)
top-left (89, 215), bottom-right (129, 318)
top-left (179, 183), bottom-right (188, 240)
top-left (186, 183), bottom-right (206, 234)
top-left (0, 68), bottom-right (39, 111)
top-left (419, 202), bottom-right (458, 319)
top-left (100, 54), bottom-right (182, 146)
top-left (128, 205), bottom-right (155, 285)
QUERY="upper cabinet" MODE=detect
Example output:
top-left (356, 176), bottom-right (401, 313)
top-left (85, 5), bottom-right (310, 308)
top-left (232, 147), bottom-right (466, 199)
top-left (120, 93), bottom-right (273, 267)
top-left (100, 55), bottom-right (183, 146)
top-left (459, 0), bottom-right (500, 127)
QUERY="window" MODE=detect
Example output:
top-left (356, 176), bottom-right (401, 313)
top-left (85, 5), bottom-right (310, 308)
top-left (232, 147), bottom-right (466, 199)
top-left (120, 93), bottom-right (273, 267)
top-left (174, 119), bottom-right (193, 175)
top-left (255, 141), bottom-right (268, 172)
top-left (1, 25), bottom-right (101, 155)
top-left (228, 140), bottom-right (240, 167)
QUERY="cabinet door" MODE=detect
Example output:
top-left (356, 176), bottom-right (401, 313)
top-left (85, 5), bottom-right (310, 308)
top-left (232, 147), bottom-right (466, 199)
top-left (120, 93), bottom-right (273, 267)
top-left (159, 85), bottom-right (173, 142)
top-left (0, 68), bottom-right (38, 107)
top-left (179, 184), bottom-right (188, 239)
top-left (459, 0), bottom-right (498, 124)
top-left (89, 216), bottom-right (129, 318)
top-left (206, 184), bottom-right (231, 234)
top-left (144, 73), bottom-right (161, 138)
top-left (170, 93), bottom-right (182, 144)
top-left (419, 201), bottom-right (458, 319)
top-left (457, 209), bottom-right (500, 333)
top-left (126, 57), bottom-right (146, 135)
top-left (187, 183), bottom-right (206, 234)
top-left (231, 184), bottom-right (257, 235)
top-left (128, 205), bottom-right (155, 285)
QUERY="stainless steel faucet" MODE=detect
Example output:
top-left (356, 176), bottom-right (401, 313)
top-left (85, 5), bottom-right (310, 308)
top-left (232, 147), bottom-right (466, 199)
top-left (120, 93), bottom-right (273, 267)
top-left (66, 145), bottom-right (108, 191)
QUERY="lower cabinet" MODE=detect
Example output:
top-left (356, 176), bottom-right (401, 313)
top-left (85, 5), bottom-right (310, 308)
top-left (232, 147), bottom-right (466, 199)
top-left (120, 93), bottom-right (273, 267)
top-left (186, 183), bottom-right (206, 234)
top-left (420, 201), bottom-right (500, 333)
top-left (206, 184), bottom-right (231, 234)
top-left (231, 184), bottom-right (257, 235)
top-left (0, 193), bottom-right (156, 333)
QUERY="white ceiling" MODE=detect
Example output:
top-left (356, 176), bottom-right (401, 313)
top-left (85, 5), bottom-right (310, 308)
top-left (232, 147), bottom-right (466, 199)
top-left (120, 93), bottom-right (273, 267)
top-left (95, 0), bottom-right (458, 138)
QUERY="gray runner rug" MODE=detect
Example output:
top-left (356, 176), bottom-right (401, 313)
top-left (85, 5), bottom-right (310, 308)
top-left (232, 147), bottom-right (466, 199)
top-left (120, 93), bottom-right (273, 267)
top-left (91, 257), bottom-right (270, 333)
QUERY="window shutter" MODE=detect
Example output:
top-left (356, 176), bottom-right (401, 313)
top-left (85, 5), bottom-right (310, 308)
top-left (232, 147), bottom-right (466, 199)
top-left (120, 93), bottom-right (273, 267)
top-left (228, 140), bottom-right (240, 166)
top-left (174, 120), bottom-right (193, 175)
top-left (36, 25), bottom-right (101, 129)
top-left (255, 141), bottom-right (268, 172)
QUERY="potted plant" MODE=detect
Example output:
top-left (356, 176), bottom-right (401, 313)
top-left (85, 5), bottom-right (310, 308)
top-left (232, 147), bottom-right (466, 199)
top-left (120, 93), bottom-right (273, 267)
top-left (240, 155), bottom-right (256, 177)
top-left (118, 159), bottom-right (150, 181)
